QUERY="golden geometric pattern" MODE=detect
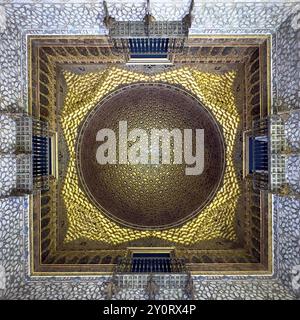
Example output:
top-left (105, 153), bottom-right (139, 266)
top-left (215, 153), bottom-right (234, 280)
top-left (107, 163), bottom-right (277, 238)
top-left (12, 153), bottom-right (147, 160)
top-left (61, 66), bottom-right (240, 245)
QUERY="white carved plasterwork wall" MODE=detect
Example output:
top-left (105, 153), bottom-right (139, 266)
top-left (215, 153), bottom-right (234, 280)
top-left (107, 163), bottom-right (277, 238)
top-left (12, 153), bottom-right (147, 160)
top-left (273, 11), bottom-right (300, 295)
top-left (276, 196), bottom-right (300, 294)
top-left (0, 1), bottom-right (299, 300)
top-left (273, 8), bottom-right (300, 112)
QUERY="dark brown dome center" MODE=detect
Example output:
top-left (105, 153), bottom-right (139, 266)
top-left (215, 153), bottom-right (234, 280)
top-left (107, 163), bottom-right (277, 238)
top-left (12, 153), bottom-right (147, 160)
top-left (77, 83), bottom-right (225, 230)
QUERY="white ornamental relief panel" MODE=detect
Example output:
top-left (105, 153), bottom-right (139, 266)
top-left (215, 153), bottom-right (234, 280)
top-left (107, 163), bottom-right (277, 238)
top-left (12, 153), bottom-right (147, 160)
top-left (0, 6), bottom-right (6, 33)
top-left (292, 265), bottom-right (300, 294)
top-left (0, 265), bottom-right (5, 291)
top-left (291, 12), bottom-right (300, 31)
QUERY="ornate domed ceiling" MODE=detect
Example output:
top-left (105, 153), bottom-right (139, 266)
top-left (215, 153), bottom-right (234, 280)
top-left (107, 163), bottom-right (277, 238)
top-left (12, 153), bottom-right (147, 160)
top-left (77, 83), bottom-right (225, 229)
top-left (27, 35), bottom-right (273, 276)
top-left (1, 0), bottom-right (299, 301)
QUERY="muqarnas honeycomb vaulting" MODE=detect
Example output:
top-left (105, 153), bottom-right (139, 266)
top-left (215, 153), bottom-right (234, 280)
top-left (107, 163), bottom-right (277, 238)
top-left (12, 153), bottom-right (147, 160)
top-left (27, 35), bottom-right (272, 275)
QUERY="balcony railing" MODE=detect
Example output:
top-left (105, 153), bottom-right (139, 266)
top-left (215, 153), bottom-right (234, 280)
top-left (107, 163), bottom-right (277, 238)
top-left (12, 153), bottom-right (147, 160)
top-left (115, 257), bottom-right (187, 273)
top-left (109, 21), bottom-right (189, 38)
top-left (108, 257), bottom-right (193, 298)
